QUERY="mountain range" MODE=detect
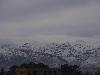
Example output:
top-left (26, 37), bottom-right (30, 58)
top-left (0, 40), bottom-right (100, 71)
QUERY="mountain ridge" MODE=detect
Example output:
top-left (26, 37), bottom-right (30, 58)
top-left (0, 40), bottom-right (100, 71)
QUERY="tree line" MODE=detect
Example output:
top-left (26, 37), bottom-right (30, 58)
top-left (0, 62), bottom-right (100, 75)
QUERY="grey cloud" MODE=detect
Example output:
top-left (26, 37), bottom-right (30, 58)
top-left (0, 0), bottom-right (90, 23)
top-left (0, 0), bottom-right (100, 40)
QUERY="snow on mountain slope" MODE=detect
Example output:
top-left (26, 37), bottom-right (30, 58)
top-left (0, 40), bottom-right (100, 70)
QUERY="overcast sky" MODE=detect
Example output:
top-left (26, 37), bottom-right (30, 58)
top-left (0, 0), bottom-right (100, 41)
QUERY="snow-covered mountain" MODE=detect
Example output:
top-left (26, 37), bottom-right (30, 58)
top-left (0, 40), bottom-right (100, 71)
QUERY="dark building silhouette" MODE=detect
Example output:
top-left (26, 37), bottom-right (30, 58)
top-left (15, 63), bottom-right (61, 75)
top-left (15, 68), bottom-right (60, 75)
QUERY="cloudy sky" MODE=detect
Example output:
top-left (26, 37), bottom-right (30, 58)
top-left (0, 0), bottom-right (100, 41)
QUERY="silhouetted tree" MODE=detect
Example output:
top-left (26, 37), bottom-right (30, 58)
top-left (95, 70), bottom-right (100, 75)
top-left (8, 65), bottom-right (18, 75)
top-left (61, 64), bottom-right (82, 75)
top-left (0, 68), bottom-right (4, 75)
top-left (83, 71), bottom-right (93, 75)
